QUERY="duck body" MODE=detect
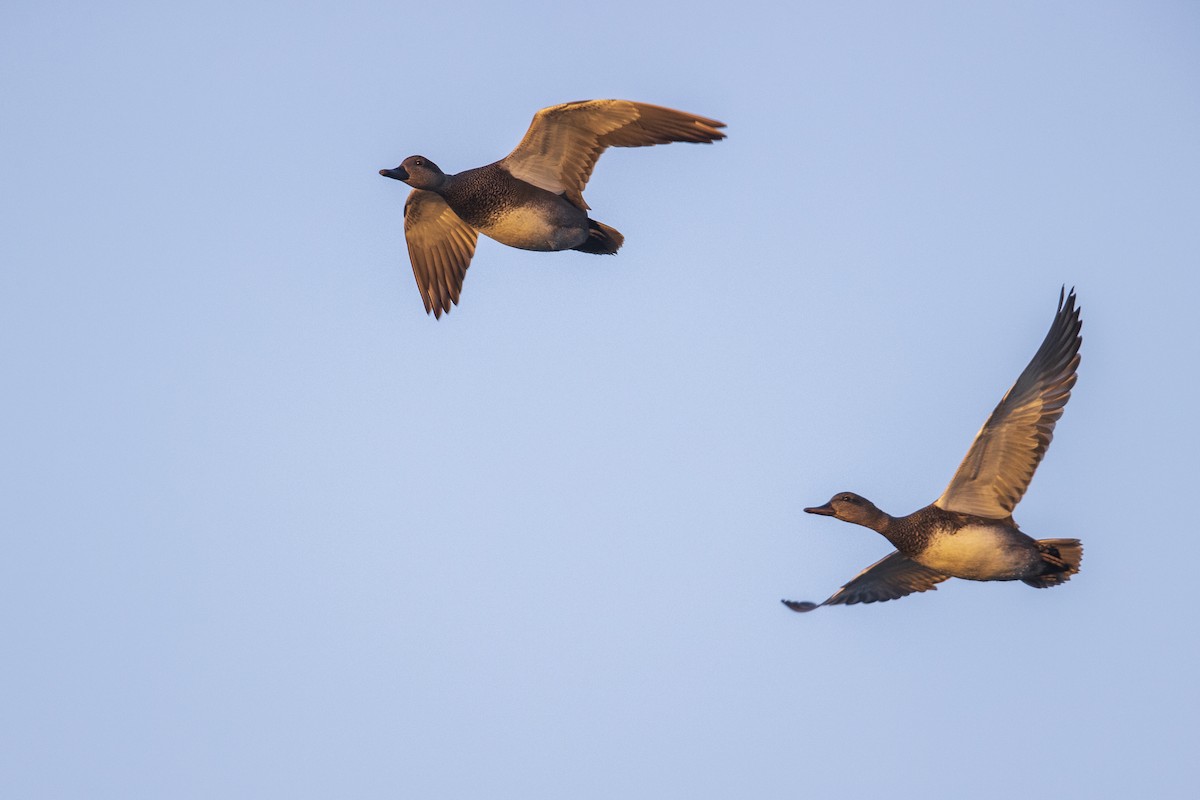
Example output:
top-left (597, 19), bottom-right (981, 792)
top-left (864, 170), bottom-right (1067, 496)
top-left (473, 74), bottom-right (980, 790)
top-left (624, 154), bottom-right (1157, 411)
top-left (908, 514), bottom-right (1042, 582)
top-left (437, 163), bottom-right (592, 252)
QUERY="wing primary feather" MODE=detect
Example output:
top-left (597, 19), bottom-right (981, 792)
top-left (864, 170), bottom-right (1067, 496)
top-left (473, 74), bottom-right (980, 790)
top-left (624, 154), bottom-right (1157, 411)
top-left (401, 190), bottom-right (477, 318)
top-left (936, 288), bottom-right (1082, 517)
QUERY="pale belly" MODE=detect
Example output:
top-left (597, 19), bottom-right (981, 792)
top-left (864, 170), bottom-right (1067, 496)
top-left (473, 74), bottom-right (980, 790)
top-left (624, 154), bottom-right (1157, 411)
top-left (913, 524), bottom-right (1039, 581)
top-left (477, 205), bottom-right (588, 252)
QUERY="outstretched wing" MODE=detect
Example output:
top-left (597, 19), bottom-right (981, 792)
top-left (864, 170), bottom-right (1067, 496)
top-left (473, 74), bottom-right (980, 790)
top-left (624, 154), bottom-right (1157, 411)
top-left (500, 99), bottom-right (726, 209)
top-left (935, 288), bottom-right (1083, 518)
top-left (402, 189), bottom-right (478, 319)
top-left (782, 551), bottom-right (949, 612)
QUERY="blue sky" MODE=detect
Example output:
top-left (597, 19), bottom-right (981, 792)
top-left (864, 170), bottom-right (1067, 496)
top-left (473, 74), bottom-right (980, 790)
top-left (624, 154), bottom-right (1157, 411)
top-left (3, 1), bottom-right (1198, 797)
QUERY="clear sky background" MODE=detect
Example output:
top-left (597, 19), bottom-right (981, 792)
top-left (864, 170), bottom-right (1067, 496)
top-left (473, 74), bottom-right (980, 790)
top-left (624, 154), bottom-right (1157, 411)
top-left (3, 1), bottom-right (1198, 797)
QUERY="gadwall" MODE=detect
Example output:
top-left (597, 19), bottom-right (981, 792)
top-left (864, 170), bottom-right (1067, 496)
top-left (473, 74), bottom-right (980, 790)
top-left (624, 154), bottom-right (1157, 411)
top-left (379, 99), bottom-right (726, 317)
top-left (784, 289), bottom-right (1084, 612)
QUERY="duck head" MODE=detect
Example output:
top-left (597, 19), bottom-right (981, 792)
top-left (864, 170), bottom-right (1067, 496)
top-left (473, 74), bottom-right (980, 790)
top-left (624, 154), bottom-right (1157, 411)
top-left (805, 492), bottom-right (889, 530)
top-left (379, 156), bottom-right (447, 190)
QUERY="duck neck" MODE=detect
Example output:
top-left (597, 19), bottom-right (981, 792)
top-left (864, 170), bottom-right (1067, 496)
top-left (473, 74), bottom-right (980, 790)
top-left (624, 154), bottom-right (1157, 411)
top-left (861, 509), bottom-right (898, 539)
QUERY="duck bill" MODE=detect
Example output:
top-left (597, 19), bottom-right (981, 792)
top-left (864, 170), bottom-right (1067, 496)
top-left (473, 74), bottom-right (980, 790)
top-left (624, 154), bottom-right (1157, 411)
top-left (804, 503), bottom-right (836, 516)
top-left (379, 166), bottom-right (409, 181)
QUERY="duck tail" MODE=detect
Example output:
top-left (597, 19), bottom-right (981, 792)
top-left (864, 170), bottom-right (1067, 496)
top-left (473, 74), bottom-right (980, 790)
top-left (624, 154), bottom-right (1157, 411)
top-left (571, 219), bottom-right (624, 255)
top-left (1022, 539), bottom-right (1083, 588)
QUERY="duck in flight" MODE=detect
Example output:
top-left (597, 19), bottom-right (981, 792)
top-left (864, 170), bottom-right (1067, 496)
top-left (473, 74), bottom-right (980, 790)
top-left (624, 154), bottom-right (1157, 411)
top-left (379, 99), bottom-right (726, 318)
top-left (784, 288), bottom-right (1084, 612)
top-left (379, 97), bottom-right (724, 316)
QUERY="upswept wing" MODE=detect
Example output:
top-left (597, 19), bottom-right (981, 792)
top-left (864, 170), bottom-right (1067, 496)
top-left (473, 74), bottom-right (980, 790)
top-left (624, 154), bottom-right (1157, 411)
top-left (935, 288), bottom-right (1083, 518)
top-left (782, 551), bottom-right (949, 612)
top-left (500, 100), bottom-right (726, 210)
top-left (403, 189), bottom-right (478, 318)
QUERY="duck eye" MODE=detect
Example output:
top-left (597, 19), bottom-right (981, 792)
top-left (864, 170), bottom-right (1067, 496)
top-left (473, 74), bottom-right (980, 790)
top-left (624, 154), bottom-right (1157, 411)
top-left (415, 159), bottom-right (424, 166)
